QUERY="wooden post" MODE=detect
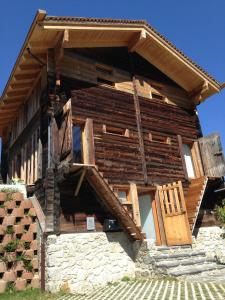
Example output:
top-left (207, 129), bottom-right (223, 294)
top-left (82, 118), bottom-right (95, 165)
top-left (177, 135), bottom-right (189, 181)
top-left (129, 183), bottom-right (141, 227)
top-left (129, 53), bottom-right (148, 184)
top-left (155, 189), bottom-right (167, 245)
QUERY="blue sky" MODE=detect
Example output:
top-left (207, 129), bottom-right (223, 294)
top-left (0, 0), bottom-right (224, 148)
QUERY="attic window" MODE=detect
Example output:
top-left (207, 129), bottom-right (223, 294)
top-left (103, 125), bottom-right (129, 137)
top-left (149, 133), bottom-right (171, 144)
top-left (151, 93), bottom-right (164, 100)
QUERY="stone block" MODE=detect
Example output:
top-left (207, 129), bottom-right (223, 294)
top-left (0, 225), bottom-right (5, 235)
top-left (28, 223), bottom-right (37, 233)
top-left (4, 200), bottom-right (16, 210)
top-left (0, 193), bottom-right (6, 201)
top-left (5, 252), bottom-right (17, 262)
top-left (31, 240), bottom-right (38, 251)
top-left (22, 271), bottom-right (33, 280)
top-left (21, 232), bottom-right (33, 242)
top-left (12, 193), bottom-right (24, 202)
top-left (28, 208), bottom-right (36, 217)
top-left (3, 271), bottom-right (16, 282)
top-left (31, 275), bottom-right (40, 288)
top-left (20, 200), bottom-right (32, 209)
top-left (32, 258), bottom-right (38, 269)
top-left (2, 234), bottom-right (13, 244)
top-left (21, 216), bottom-right (32, 225)
top-left (14, 224), bottom-right (24, 235)
top-left (0, 261), bottom-right (6, 273)
top-left (15, 278), bottom-right (27, 291)
top-left (24, 249), bottom-right (34, 259)
top-left (3, 216), bottom-right (15, 226)
top-left (0, 280), bottom-right (7, 294)
top-left (14, 261), bottom-right (24, 272)
top-left (12, 208), bottom-right (24, 217)
top-left (0, 208), bottom-right (6, 217)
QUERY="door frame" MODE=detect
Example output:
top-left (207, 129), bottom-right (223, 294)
top-left (137, 190), bottom-right (161, 244)
top-left (178, 135), bottom-right (204, 180)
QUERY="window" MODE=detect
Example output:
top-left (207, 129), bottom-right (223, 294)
top-left (151, 93), bottom-right (164, 100)
top-left (118, 190), bottom-right (128, 204)
top-left (103, 125), bottom-right (129, 137)
top-left (73, 125), bottom-right (82, 163)
top-left (149, 133), bottom-right (171, 145)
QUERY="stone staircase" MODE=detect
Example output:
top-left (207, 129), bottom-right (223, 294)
top-left (151, 245), bottom-right (225, 279)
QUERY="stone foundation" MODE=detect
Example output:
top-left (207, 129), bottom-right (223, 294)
top-left (45, 232), bottom-right (136, 294)
top-left (193, 226), bottom-right (225, 262)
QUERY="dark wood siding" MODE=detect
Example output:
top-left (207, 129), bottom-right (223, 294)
top-left (65, 78), bottom-right (202, 186)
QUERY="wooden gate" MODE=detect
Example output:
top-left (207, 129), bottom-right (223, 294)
top-left (157, 181), bottom-right (192, 246)
top-left (198, 133), bottom-right (225, 178)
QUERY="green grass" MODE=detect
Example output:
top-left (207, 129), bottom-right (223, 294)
top-left (0, 288), bottom-right (62, 300)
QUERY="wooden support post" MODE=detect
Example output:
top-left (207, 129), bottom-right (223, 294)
top-left (129, 53), bottom-right (148, 184)
top-left (177, 135), bottom-right (189, 181)
top-left (129, 182), bottom-right (141, 227)
top-left (152, 198), bottom-right (162, 246)
top-left (74, 169), bottom-right (87, 196)
top-left (155, 190), bottom-right (167, 245)
top-left (82, 118), bottom-right (95, 165)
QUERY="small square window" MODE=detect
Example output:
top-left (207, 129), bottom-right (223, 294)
top-left (118, 191), bottom-right (127, 204)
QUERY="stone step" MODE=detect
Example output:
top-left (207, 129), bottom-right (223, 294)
top-left (155, 245), bottom-right (191, 252)
top-left (168, 262), bottom-right (225, 277)
top-left (152, 250), bottom-right (206, 261)
top-left (155, 256), bottom-right (215, 269)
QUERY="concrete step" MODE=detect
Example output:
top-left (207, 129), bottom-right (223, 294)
top-left (152, 250), bottom-right (206, 261)
top-left (168, 262), bottom-right (225, 277)
top-left (155, 256), bottom-right (215, 269)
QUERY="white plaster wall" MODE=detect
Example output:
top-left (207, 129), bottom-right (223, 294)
top-left (193, 226), bottom-right (225, 261)
top-left (45, 232), bottom-right (135, 294)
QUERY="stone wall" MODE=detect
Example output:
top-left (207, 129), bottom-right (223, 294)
top-left (45, 232), bottom-right (136, 294)
top-left (193, 226), bottom-right (225, 262)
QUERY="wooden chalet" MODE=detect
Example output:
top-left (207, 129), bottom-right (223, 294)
top-left (1, 10), bottom-right (225, 246)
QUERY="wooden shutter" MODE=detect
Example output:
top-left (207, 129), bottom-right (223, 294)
top-left (57, 100), bottom-right (73, 162)
top-left (198, 133), bottom-right (225, 178)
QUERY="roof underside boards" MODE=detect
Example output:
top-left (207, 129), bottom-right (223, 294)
top-left (0, 10), bottom-right (221, 133)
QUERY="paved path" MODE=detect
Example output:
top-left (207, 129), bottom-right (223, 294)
top-left (56, 279), bottom-right (225, 300)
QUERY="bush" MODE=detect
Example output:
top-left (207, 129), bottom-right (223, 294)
top-left (215, 199), bottom-right (225, 225)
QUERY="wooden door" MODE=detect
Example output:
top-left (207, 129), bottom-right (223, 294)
top-left (198, 133), bottom-right (225, 178)
top-left (55, 100), bottom-right (73, 162)
top-left (157, 181), bottom-right (192, 246)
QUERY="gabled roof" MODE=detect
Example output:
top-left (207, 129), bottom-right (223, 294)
top-left (0, 10), bottom-right (222, 131)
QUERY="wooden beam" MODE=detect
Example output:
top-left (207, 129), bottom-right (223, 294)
top-left (82, 118), bottom-right (96, 165)
top-left (177, 135), bottom-right (189, 181)
top-left (129, 182), bottom-right (141, 227)
top-left (74, 169), bottom-right (87, 196)
top-left (155, 190), bottom-right (167, 245)
top-left (10, 82), bottom-right (33, 89)
top-left (128, 30), bottom-right (146, 52)
top-left (14, 73), bottom-right (38, 80)
top-left (189, 81), bottom-right (209, 104)
top-left (6, 90), bottom-right (28, 97)
top-left (129, 54), bottom-right (148, 184)
top-left (19, 64), bottom-right (42, 71)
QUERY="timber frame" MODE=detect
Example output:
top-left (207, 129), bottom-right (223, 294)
top-left (0, 10), bottom-right (224, 244)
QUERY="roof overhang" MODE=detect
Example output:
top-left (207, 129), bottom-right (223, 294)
top-left (0, 10), bottom-right (222, 132)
